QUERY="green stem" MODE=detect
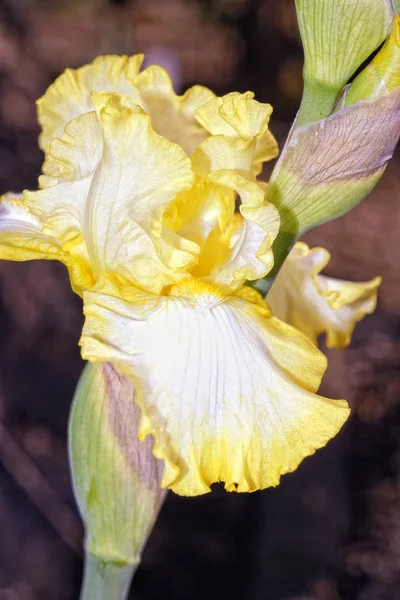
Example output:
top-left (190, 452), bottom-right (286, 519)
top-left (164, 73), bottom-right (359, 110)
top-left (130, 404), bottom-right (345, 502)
top-left (295, 78), bottom-right (339, 127)
top-left (80, 554), bottom-right (136, 600)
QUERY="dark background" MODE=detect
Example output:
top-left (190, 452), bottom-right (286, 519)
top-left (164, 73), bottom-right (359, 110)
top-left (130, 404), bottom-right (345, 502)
top-left (1, 1), bottom-right (400, 599)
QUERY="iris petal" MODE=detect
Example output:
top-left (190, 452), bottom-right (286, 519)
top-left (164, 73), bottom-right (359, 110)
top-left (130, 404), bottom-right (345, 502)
top-left (80, 274), bottom-right (350, 496)
top-left (268, 242), bottom-right (381, 348)
top-left (37, 55), bottom-right (145, 153)
top-left (37, 54), bottom-right (215, 157)
top-left (0, 194), bottom-right (93, 294)
top-left (28, 93), bottom-right (197, 294)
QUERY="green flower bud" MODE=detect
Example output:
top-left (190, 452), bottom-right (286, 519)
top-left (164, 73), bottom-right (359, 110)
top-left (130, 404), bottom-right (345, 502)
top-left (251, 88), bottom-right (400, 296)
top-left (69, 362), bottom-right (166, 600)
top-left (295, 0), bottom-right (394, 125)
top-left (344, 17), bottom-right (400, 106)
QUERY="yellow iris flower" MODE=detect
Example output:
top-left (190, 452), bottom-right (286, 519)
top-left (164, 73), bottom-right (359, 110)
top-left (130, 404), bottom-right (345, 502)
top-left (0, 55), bottom-right (352, 496)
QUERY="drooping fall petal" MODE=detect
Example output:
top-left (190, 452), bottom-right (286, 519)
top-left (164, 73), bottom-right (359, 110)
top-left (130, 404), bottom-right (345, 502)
top-left (80, 273), bottom-right (350, 496)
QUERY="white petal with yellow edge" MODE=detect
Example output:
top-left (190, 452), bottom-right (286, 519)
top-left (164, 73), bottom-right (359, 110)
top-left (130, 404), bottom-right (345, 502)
top-left (268, 242), bottom-right (381, 348)
top-left (80, 275), bottom-right (350, 496)
top-left (28, 93), bottom-right (198, 294)
top-left (0, 194), bottom-right (93, 294)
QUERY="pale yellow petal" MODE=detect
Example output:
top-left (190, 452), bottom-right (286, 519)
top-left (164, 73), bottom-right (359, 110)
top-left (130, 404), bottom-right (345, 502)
top-left (190, 213), bottom-right (239, 281)
top-left (163, 174), bottom-right (238, 283)
top-left (316, 274), bottom-right (381, 311)
top-left (134, 65), bottom-right (215, 155)
top-left (192, 134), bottom-right (256, 181)
top-left (314, 273), bottom-right (381, 348)
top-left (195, 91), bottom-right (278, 174)
top-left (267, 242), bottom-right (381, 348)
top-left (0, 194), bottom-right (93, 294)
top-left (200, 172), bottom-right (280, 290)
top-left (163, 171), bottom-right (279, 291)
top-left (30, 93), bottom-right (198, 293)
top-left (80, 274), bottom-right (350, 496)
top-left (196, 91), bottom-right (268, 137)
top-left (38, 55), bottom-right (215, 157)
top-left (87, 93), bottom-right (196, 280)
top-left (37, 55), bottom-right (145, 153)
top-left (163, 176), bottom-right (235, 247)
top-left (189, 92), bottom-right (280, 289)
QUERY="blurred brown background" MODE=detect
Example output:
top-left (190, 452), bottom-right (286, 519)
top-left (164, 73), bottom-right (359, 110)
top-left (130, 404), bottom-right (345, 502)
top-left (0, 1), bottom-right (400, 599)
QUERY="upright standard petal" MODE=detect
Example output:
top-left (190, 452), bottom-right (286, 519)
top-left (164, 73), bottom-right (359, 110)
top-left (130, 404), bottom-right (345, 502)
top-left (84, 93), bottom-right (196, 282)
top-left (267, 242), bottom-right (381, 348)
top-left (80, 274), bottom-right (350, 496)
top-left (195, 91), bottom-right (278, 174)
top-left (197, 173), bottom-right (280, 290)
top-left (28, 93), bottom-right (197, 294)
top-left (191, 92), bottom-right (280, 291)
top-left (37, 54), bottom-right (215, 156)
top-left (37, 55), bottom-right (145, 152)
top-left (134, 65), bottom-right (215, 155)
top-left (0, 194), bottom-right (93, 294)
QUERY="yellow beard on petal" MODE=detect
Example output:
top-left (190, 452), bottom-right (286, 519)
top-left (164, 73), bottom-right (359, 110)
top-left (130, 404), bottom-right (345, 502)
top-left (166, 277), bottom-right (226, 309)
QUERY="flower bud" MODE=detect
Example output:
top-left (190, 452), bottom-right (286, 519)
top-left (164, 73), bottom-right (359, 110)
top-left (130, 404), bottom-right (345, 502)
top-left (69, 362), bottom-right (166, 596)
top-left (256, 87), bottom-right (400, 294)
top-left (295, 0), bottom-right (394, 124)
top-left (344, 18), bottom-right (400, 106)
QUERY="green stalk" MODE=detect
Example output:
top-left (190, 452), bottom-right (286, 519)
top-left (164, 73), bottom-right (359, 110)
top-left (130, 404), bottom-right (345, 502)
top-left (80, 554), bottom-right (136, 600)
top-left (295, 78), bottom-right (339, 127)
